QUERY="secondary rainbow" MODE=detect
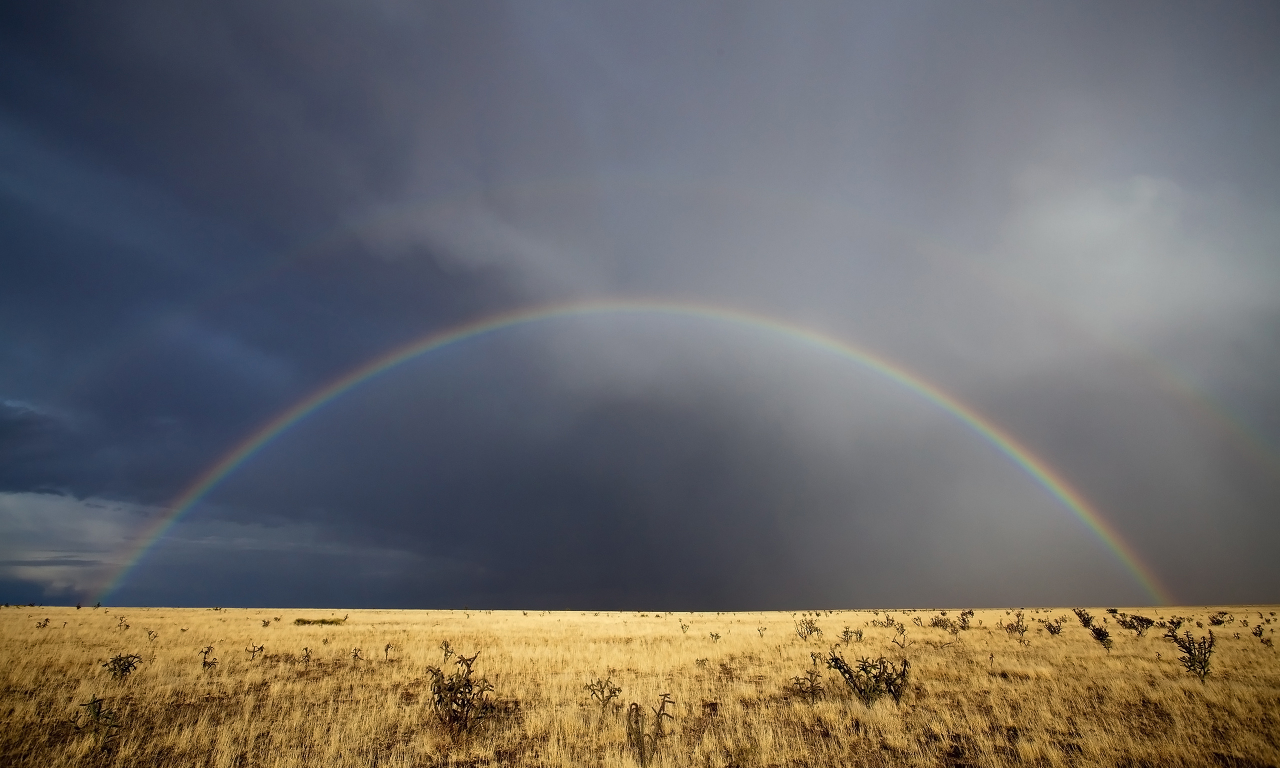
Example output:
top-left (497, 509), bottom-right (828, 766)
top-left (97, 299), bottom-right (1172, 604)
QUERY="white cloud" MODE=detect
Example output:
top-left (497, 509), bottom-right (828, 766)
top-left (995, 173), bottom-right (1279, 342)
top-left (0, 492), bottom-right (456, 601)
top-left (0, 492), bottom-right (154, 598)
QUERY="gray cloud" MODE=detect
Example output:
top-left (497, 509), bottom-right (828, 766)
top-left (2, 1), bottom-right (1278, 608)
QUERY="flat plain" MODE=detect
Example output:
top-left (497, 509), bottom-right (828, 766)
top-left (2, 604), bottom-right (1277, 767)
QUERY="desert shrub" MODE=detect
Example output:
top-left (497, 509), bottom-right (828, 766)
top-left (71, 695), bottom-right (122, 746)
top-left (625, 694), bottom-right (673, 768)
top-left (794, 618), bottom-right (822, 641)
top-left (999, 611), bottom-right (1030, 644)
top-left (1168, 630), bottom-right (1215, 682)
top-left (425, 650), bottom-right (495, 734)
top-left (957, 609), bottom-right (974, 630)
top-left (789, 667), bottom-right (824, 705)
top-left (1041, 618), bottom-right (1064, 635)
top-left (1208, 611), bottom-right (1230, 627)
top-left (198, 646), bottom-right (218, 670)
top-left (294, 616), bottom-right (346, 626)
top-left (825, 650), bottom-right (909, 707)
top-left (585, 677), bottom-right (622, 714)
top-left (1115, 613), bottom-right (1155, 637)
top-left (1090, 625), bottom-right (1113, 652)
top-left (102, 654), bottom-right (142, 681)
top-left (839, 626), bottom-right (862, 644)
top-left (1073, 608), bottom-right (1094, 629)
top-left (245, 643), bottom-right (264, 660)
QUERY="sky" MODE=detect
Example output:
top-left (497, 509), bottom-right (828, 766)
top-left (2, 1), bottom-right (1278, 610)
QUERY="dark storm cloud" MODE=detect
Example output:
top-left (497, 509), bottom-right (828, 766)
top-left (2, 2), bottom-right (1278, 608)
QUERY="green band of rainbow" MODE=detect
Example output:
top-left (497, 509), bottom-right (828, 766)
top-left (97, 299), bottom-right (1172, 604)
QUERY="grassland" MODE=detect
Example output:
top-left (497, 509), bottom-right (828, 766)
top-left (2, 605), bottom-right (1277, 767)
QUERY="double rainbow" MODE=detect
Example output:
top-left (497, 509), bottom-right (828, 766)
top-left (97, 299), bottom-right (1171, 604)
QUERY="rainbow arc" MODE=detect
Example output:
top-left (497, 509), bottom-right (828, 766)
top-left (98, 299), bottom-right (1172, 605)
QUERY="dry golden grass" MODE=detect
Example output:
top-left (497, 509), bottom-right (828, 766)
top-left (2, 604), bottom-right (1278, 767)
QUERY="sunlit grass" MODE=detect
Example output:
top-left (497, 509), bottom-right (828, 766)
top-left (2, 605), bottom-right (1277, 766)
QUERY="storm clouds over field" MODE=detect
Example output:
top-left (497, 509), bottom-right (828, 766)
top-left (2, 2), bottom-right (1279, 608)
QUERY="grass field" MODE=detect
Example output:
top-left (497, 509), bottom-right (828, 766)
top-left (2, 604), bottom-right (1277, 767)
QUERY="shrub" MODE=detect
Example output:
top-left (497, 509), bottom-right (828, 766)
top-left (71, 695), bottom-right (121, 746)
top-left (1090, 625), bottom-right (1113, 652)
top-left (199, 646), bottom-right (218, 670)
top-left (585, 677), bottom-right (622, 714)
top-left (102, 654), bottom-right (142, 681)
top-left (425, 650), bottom-right (495, 734)
top-left (1000, 611), bottom-right (1030, 645)
top-left (1168, 630), bottom-right (1214, 683)
top-left (1072, 608), bottom-right (1094, 629)
top-left (625, 694), bottom-right (673, 768)
top-left (839, 626), bottom-right (863, 644)
top-left (789, 668), bottom-right (824, 705)
top-left (825, 650), bottom-right (909, 707)
top-left (794, 618), bottom-right (822, 641)
top-left (1041, 618), bottom-right (1064, 636)
top-left (294, 617), bottom-right (346, 626)
top-left (1208, 611), bottom-right (1230, 627)
top-left (1115, 613), bottom-right (1155, 637)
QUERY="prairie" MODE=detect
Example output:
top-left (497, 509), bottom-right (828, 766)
top-left (1, 604), bottom-right (1277, 767)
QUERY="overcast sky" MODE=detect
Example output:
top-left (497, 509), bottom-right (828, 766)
top-left (2, 2), bottom-right (1278, 609)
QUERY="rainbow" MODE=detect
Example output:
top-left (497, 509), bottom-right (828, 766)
top-left (97, 299), bottom-right (1172, 604)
